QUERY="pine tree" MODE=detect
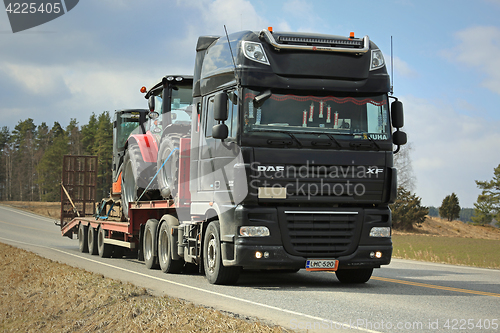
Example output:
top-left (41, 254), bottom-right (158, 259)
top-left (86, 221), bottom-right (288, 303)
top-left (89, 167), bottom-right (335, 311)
top-left (10, 119), bottom-right (37, 201)
top-left (66, 119), bottom-right (83, 155)
top-left (37, 122), bottom-right (69, 201)
top-left (35, 123), bottom-right (50, 201)
top-left (390, 187), bottom-right (428, 230)
top-left (0, 126), bottom-right (11, 200)
top-left (94, 112), bottom-right (113, 200)
top-left (472, 164), bottom-right (500, 225)
top-left (81, 113), bottom-right (98, 155)
top-left (439, 193), bottom-right (461, 221)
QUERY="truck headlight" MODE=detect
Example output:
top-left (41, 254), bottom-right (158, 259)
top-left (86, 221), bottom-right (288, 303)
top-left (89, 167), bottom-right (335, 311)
top-left (242, 41), bottom-right (270, 65)
top-left (239, 226), bottom-right (270, 237)
top-left (369, 227), bottom-right (391, 237)
top-left (370, 49), bottom-right (385, 71)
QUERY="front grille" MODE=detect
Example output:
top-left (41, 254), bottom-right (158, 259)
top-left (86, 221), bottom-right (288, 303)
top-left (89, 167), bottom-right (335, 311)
top-left (279, 210), bottom-right (360, 256)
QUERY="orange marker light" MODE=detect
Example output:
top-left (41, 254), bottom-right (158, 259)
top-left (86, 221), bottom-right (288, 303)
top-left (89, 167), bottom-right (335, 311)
top-left (140, 86), bottom-right (147, 93)
top-left (268, 26), bottom-right (273, 33)
top-left (349, 32), bottom-right (355, 39)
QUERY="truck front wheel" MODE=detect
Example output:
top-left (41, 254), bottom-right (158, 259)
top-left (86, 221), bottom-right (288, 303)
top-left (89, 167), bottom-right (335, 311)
top-left (335, 268), bottom-right (373, 284)
top-left (203, 221), bottom-right (240, 285)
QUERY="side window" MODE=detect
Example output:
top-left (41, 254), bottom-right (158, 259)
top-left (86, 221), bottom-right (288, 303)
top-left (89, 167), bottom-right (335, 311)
top-left (205, 97), bottom-right (215, 137)
top-left (155, 95), bottom-right (163, 114)
top-left (227, 91), bottom-right (239, 139)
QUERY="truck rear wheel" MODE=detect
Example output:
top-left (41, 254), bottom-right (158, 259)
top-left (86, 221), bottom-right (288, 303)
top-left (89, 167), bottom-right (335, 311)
top-left (158, 216), bottom-right (184, 273)
top-left (143, 219), bottom-right (159, 269)
top-left (122, 143), bottom-right (159, 219)
top-left (88, 226), bottom-right (98, 255)
top-left (78, 223), bottom-right (89, 253)
top-left (335, 268), bottom-right (373, 284)
top-left (97, 226), bottom-right (113, 258)
top-left (203, 221), bottom-right (240, 285)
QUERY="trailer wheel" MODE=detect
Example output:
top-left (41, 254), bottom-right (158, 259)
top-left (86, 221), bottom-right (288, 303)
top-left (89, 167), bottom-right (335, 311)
top-left (97, 226), bottom-right (112, 258)
top-left (158, 216), bottom-right (184, 273)
top-left (335, 268), bottom-right (373, 284)
top-left (203, 221), bottom-right (240, 285)
top-left (143, 219), bottom-right (159, 269)
top-left (121, 143), bottom-right (159, 219)
top-left (78, 223), bottom-right (89, 253)
top-left (88, 226), bottom-right (98, 255)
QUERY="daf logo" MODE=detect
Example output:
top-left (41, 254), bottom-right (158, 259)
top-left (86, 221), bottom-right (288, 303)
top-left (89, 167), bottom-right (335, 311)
top-left (367, 167), bottom-right (384, 175)
top-left (257, 165), bottom-right (285, 172)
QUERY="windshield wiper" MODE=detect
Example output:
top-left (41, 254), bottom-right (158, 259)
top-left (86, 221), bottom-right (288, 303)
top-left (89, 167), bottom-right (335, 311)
top-left (322, 133), bottom-right (343, 149)
top-left (349, 134), bottom-right (381, 150)
top-left (250, 129), bottom-right (302, 147)
top-left (363, 134), bottom-right (381, 150)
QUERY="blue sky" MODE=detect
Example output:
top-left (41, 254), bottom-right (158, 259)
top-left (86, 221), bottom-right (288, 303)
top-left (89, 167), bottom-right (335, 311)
top-left (1, 0), bottom-right (500, 208)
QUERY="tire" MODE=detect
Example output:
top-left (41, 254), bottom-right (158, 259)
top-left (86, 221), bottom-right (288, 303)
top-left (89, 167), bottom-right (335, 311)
top-left (143, 219), bottom-right (159, 269)
top-left (335, 268), bottom-right (373, 284)
top-left (157, 134), bottom-right (181, 199)
top-left (88, 226), bottom-right (98, 255)
top-left (121, 143), bottom-right (159, 219)
top-left (78, 223), bottom-right (89, 253)
top-left (158, 216), bottom-right (184, 273)
top-left (203, 221), bottom-right (240, 285)
top-left (97, 226), bottom-right (113, 258)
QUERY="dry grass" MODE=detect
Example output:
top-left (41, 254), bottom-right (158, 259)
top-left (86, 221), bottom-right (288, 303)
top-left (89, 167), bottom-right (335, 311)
top-left (0, 242), bottom-right (285, 333)
top-left (393, 216), bottom-right (500, 240)
top-left (0, 201), bottom-right (61, 219)
top-left (392, 235), bottom-right (500, 269)
top-left (392, 216), bottom-right (500, 269)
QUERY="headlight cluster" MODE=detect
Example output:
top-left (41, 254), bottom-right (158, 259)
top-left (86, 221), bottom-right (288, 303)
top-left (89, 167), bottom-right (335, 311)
top-left (369, 226), bottom-right (391, 237)
top-left (242, 41), bottom-right (270, 65)
top-left (370, 49), bottom-right (385, 71)
top-left (239, 226), bottom-right (270, 237)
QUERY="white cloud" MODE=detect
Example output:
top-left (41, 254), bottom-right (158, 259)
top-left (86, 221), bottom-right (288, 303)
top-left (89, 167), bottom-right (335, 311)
top-left (280, 0), bottom-right (325, 32)
top-left (2, 63), bottom-right (64, 95)
top-left (444, 26), bottom-right (500, 95)
top-left (202, 0), bottom-right (268, 33)
top-left (393, 56), bottom-right (419, 78)
top-left (402, 95), bottom-right (500, 207)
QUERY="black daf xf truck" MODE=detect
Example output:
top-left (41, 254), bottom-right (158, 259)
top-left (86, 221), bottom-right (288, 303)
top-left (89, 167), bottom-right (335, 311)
top-left (153, 28), bottom-right (406, 285)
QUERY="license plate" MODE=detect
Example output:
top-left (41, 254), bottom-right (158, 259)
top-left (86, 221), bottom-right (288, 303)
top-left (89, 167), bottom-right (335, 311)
top-left (306, 259), bottom-right (339, 271)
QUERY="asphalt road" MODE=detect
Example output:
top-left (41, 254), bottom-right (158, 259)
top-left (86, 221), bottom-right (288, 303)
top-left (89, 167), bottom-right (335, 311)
top-left (1, 204), bottom-right (499, 333)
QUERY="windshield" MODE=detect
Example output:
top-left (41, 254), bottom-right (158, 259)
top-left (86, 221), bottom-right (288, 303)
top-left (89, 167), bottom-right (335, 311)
top-left (116, 112), bottom-right (144, 148)
top-left (152, 85), bottom-right (193, 125)
top-left (243, 89), bottom-right (390, 140)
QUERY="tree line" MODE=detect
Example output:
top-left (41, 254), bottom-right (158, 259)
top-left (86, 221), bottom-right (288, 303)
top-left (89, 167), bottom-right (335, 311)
top-left (1, 116), bottom-right (498, 229)
top-left (389, 144), bottom-right (499, 229)
top-left (0, 113), bottom-right (113, 203)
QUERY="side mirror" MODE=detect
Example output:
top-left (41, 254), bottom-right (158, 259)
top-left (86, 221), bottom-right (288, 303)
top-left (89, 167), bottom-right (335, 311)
top-left (148, 96), bottom-right (155, 112)
top-left (212, 123), bottom-right (228, 140)
top-left (391, 101), bottom-right (404, 128)
top-left (393, 130), bottom-right (407, 146)
top-left (253, 89), bottom-right (272, 108)
top-left (214, 92), bottom-right (228, 121)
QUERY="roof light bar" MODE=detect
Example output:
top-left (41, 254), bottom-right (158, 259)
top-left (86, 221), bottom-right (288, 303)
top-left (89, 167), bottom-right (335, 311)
top-left (260, 29), bottom-right (370, 54)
